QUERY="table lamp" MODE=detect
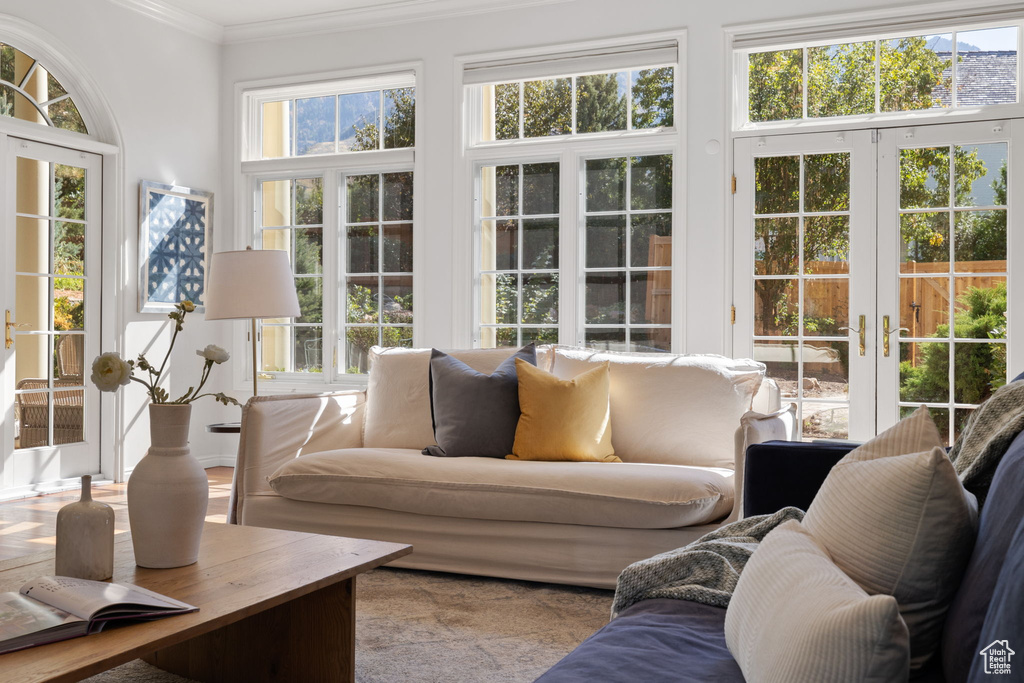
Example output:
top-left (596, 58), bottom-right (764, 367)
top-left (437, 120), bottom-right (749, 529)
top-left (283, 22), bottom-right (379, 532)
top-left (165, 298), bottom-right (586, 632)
top-left (205, 247), bottom-right (300, 397)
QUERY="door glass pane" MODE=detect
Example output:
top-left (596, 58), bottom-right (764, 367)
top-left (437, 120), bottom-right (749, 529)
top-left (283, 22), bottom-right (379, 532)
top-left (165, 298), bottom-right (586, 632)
top-left (955, 210), bottom-right (1006, 268)
top-left (803, 279), bottom-right (847, 336)
top-left (754, 279), bottom-right (798, 336)
top-left (805, 153), bottom-right (850, 211)
top-left (15, 390), bottom-right (50, 449)
top-left (55, 222), bottom-right (85, 276)
top-left (900, 212), bottom-right (949, 270)
top-left (751, 150), bottom-right (852, 440)
top-left (901, 148), bottom-right (950, 209)
top-left (55, 164), bottom-right (85, 220)
top-left (900, 341), bottom-right (949, 402)
top-left (755, 218), bottom-right (798, 275)
top-left (755, 156), bottom-right (799, 213)
top-left (804, 216), bottom-right (849, 274)
top-left (899, 276), bottom-right (949, 338)
top-left (53, 389), bottom-right (84, 445)
top-left (53, 281), bottom-right (84, 331)
top-left (16, 218), bottom-right (49, 274)
top-left (956, 144), bottom-right (1007, 207)
top-left (896, 134), bottom-right (1009, 444)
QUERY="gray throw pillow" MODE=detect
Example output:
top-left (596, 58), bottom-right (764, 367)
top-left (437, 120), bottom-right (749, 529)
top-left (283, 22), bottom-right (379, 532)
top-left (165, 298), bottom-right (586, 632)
top-left (423, 344), bottom-right (537, 458)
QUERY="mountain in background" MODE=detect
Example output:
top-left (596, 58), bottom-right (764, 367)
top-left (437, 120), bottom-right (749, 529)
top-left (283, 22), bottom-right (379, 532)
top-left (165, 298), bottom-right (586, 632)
top-left (925, 36), bottom-right (981, 52)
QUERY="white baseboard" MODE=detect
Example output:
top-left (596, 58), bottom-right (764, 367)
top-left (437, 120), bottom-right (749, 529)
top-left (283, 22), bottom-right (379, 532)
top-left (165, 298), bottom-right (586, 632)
top-left (0, 475), bottom-right (115, 503)
top-left (1, 455), bottom-right (236, 502)
top-left (196, 453), bottom-right (237, 468)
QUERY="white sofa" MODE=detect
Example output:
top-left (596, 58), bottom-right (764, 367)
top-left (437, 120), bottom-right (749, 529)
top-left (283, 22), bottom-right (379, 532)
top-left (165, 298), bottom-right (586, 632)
top-left (229, 345), bottom-right (796, 589)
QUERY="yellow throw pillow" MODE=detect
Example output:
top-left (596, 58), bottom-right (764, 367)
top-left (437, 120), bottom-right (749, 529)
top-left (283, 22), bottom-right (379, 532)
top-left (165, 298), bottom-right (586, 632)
top-left (507, 359), bottom-right (620, 462)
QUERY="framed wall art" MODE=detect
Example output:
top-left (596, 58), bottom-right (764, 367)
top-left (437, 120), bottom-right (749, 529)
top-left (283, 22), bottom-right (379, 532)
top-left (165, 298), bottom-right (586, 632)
top-left (139, 180), bottom-right (213, 313)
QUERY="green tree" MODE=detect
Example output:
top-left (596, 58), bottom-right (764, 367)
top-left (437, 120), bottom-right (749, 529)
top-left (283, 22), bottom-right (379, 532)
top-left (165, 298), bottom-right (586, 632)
top-left (352, 87), bottom-right (415, 151)
top-left (900, 283), bottom-right (1007, 421)
top-left (749, 37), bottom-right (950, 122)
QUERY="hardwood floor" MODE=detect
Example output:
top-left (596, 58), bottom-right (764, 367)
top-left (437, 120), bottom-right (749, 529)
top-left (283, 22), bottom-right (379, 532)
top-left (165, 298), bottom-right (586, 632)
top-left (0, 467), bottom-right (233, 562)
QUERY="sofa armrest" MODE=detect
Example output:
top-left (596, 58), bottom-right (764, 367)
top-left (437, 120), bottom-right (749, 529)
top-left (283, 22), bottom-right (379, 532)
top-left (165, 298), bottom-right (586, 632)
top-left (728, 403), bottom-right (797, 522)
top-left (742, 440), bottom-right (859, 518)
top-left (229, 390), bottom-right (366, 524)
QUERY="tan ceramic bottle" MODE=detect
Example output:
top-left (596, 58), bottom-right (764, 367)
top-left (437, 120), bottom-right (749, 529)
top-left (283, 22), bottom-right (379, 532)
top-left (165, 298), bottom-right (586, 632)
top-left (55, 475), bottom-right (115, 581)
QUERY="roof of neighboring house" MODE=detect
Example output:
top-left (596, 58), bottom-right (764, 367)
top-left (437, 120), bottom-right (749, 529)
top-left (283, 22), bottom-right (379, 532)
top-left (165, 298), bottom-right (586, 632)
top-left (931, 51), bottom-right (1018, 107)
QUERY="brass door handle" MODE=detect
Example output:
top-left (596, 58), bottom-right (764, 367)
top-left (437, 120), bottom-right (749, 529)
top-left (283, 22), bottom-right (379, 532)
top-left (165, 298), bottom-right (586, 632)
top-left (839, 314), bottom-right (866, 356)
top-left (5, 310), bottom-right (28, 349)
top-left (882, 315), bottom-right (910, 357)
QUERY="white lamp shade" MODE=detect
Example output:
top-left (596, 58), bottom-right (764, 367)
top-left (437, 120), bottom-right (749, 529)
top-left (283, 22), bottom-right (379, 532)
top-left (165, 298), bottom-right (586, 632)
top-left (204, 249), bottom-right (301, 320)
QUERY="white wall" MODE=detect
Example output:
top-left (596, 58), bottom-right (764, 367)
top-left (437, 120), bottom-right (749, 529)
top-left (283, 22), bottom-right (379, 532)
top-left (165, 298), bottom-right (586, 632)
top-left (1, 0), bottom-right (233, 476)
top-left (219, 0), bottom-right (952, 360)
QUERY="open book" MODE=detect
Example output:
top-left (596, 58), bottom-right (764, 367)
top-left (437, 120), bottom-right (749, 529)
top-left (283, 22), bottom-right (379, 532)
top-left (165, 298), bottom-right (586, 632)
top-left (0, 576), bottom-right (197, 655)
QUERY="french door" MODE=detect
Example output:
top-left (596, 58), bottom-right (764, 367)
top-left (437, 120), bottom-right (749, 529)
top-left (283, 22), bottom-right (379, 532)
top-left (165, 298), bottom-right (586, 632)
top-left (735, 120), bottom-right (1020, 443)
top-left (1, 138), bottom-right (102, 492)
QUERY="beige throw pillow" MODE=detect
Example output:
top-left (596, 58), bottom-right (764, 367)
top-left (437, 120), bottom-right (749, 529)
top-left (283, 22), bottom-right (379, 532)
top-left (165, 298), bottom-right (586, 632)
top-left (550, 347), bottom-right (764, 468)
top-left (802, 407), bottom-right (978, 671)
top-left (725, 520), bottom-right (910, 683)
top-left (363, 346), bottom-right (554, 449)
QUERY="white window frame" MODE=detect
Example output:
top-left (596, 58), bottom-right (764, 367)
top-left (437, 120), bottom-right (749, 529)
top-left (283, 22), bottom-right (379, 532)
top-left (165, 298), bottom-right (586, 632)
top-left (730, 13), bottom-right (1024, 136)
top-left (234, 63), bottom-right (422, 392)
top-left (454, 32), bottom-right (686, 352)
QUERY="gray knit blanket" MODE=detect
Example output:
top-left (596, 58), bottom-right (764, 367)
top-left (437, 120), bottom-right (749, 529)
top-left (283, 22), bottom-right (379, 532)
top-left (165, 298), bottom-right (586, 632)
top-left (612, 380), bottom-right (1024, 617)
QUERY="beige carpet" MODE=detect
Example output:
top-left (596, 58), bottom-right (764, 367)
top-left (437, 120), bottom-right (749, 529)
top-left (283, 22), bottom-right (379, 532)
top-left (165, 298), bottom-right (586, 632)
top-left (84, 567), bottom-right (613, 682)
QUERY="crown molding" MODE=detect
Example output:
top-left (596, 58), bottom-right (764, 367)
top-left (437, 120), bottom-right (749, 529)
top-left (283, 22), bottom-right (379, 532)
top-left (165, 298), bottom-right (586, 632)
top-left (108, 0), bottom-right (224, 43)
top-left (222, 0), bottom-right (574, 45)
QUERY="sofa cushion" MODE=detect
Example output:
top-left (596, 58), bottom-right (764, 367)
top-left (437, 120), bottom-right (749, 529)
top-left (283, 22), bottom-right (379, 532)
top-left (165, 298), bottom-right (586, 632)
top-left (509, 360), bottom-right (618, 462)
top-left (803, 408), bottom-right (978, 671)
top-left (267, 448), bottom-right (733, 528)
top-left (425, 344), bottom-right (536, 458)
top-left (943, 428), bottom-right (1024, 682)
top-left (966, 514), bottom-right (1024, 682)
top-left (536, 599), bottom-right (743, 683)
top-left (725, 520), bottom-right (910, 683)
top-left (364, 346), bottom-right (552, 449)
top-left (550, 347), bottom-right (764, 468)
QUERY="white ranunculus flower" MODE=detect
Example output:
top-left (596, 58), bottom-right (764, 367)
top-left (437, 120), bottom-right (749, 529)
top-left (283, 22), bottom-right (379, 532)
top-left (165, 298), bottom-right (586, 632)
top-left (91, 352), bottom-right (133, 392)
top-left (197, 344), bottom-right (230, 364)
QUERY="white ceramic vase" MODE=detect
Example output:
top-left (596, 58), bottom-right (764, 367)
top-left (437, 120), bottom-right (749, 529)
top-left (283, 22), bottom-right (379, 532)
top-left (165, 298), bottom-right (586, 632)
top-left (127, 403), bottom-right (208, 568)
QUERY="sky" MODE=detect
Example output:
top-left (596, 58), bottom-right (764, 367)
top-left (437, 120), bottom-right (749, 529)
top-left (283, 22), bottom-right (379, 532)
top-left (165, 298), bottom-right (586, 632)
top-left (925, 26), bottom-right (1019, 51)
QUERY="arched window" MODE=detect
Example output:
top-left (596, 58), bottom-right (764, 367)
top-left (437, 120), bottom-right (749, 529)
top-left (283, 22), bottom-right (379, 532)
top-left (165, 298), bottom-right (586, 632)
top-left (0, 42), bottom-right (87, 134)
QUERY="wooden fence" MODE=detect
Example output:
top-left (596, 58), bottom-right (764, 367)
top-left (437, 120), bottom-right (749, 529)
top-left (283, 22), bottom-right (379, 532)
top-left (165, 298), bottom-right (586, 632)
top-left (754, 259), bottom-right (1006, 342)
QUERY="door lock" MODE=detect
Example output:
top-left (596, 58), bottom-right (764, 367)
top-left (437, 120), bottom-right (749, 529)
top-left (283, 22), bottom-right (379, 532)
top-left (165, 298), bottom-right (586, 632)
top-left (839, 315), bottom-right (867, 357)
top-left (5, 310), bottom-right (28, 349)
top-left (882, 315), bottom-right (910, 357)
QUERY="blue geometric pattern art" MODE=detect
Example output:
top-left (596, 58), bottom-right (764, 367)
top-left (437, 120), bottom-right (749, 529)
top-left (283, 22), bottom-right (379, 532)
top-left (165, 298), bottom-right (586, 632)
top-left (141, 182), bottom-right (212, 313)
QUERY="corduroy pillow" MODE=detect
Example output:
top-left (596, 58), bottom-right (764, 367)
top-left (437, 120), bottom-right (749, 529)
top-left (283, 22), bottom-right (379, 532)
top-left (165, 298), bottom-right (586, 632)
top-left (725, 520), bottom-right (910, 683)
top-left (802, 407), bottom-right (978, 671)
top-left (507, 360), bottom-right (619, 462)
top-left (423, 344), bottom-right (536, 458)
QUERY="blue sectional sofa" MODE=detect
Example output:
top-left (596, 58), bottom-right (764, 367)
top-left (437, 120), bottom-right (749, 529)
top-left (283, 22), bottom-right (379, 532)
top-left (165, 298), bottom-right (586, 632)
top-left (539, 399), bottom-right (1024, 682)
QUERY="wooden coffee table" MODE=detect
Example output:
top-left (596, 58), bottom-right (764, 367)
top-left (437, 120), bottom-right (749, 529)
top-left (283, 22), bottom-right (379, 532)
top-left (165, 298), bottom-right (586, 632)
top-left (0, 522), bottom-right (411, 682)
